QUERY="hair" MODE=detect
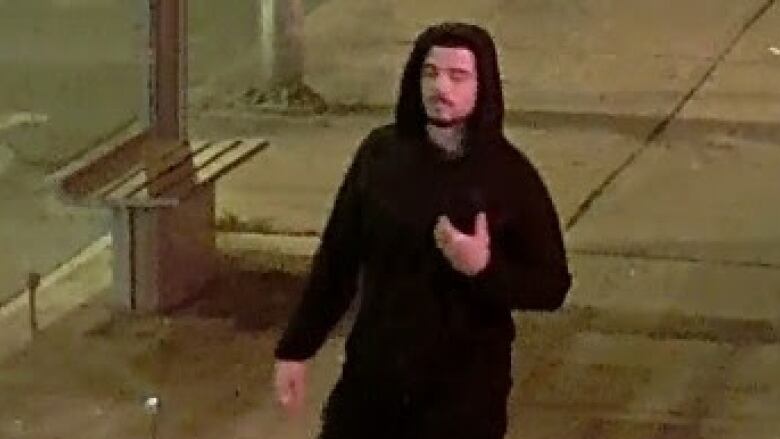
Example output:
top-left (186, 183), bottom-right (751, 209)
top-left (394, 22), bottom-right (505, 146)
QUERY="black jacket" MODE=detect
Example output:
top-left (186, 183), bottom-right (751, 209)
top-left (275, 25), bottom-right (571, 434)
top-left (274, 124), bottom-right (572, 388)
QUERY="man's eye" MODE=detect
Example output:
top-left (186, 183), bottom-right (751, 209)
top-left (450, 72), bottom-right (469, 82)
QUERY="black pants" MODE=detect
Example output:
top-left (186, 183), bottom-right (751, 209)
top-left (317, 369), bottom-right (511, 439)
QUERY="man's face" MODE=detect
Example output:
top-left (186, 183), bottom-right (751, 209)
top-left (421, 46), bottom-right (478, 128)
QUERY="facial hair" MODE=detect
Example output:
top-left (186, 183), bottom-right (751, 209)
top-left (427, 113), bottom-right (470, 128)
top-left (428, 117), bottom-right (458, 128)
top-left (426, 95), bottom-right (470, 128)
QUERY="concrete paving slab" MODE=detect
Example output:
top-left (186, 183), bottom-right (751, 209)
top-left (3, 230), bottom-right (779, 439)
top-left (567, 254), bottom-right (780, 322)
top-left (679, 2), bottom-right (780, 123)
top-left (719, 344), bottom-right (780, 421)
top-left (563, 333), bottom-right (780, 425)
top-left (509, 320), bottom-right (780, 438)
top-left (567, 137), bottom-right (780, 265)
top-left (563, 333), bottom-right (731, 416)
top-left (493, 0), bottom-right (765, 117)
top-left (201, 113), bottom-right (392, 233)
top-left (499, 50), bottom-right (703, 119)
top-left (303, 0), bottom-right (765, 116)
top-left (700, 421), bottom-right (780, 439)
top-left (302, 0), bottom-right (502, 107)
top-left (680, 60), bottom-right (780, 124)
top-left (0, 239), bottom-right (344, 439)
top-left (510, 320), bottom-right (779, 438)
top-left (197, 112), bottom-right (643, 235)
top-left (507, 126), bottom-right (644, 226)
top-left (493, 0), bottom-right (760, 58)
top-left (0, 235), bottom-right (110, 362)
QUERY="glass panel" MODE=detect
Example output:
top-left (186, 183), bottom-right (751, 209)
top-left (0, 0), bottom-right (145, 302)
top-left (187, 0), bottom-right (257, 111)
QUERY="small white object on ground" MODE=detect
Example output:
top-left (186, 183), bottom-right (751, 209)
top-left (144, 396), bottom-right (161, 414)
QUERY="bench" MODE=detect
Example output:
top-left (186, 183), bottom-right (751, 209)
top-left (48, 133), bottom-right (269, 312)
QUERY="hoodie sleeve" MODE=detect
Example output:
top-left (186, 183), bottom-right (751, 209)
top-left (274, 133), bottom-right (373, 361)
top-left (464, 156), bottom-right (572, 312)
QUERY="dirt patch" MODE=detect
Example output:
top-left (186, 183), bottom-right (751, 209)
top-left (189, 250), bottom-right (357, 336)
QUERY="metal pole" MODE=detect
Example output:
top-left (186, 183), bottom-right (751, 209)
top-left (260, 0), bottom-right (304, 88)
top-left (27, 272), bottom-right (41, 335)
top-left (150, 0), bottom-right (186, 140)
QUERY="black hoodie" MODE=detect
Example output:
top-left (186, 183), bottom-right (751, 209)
top-left (275, 21), bottom-right (571, 399)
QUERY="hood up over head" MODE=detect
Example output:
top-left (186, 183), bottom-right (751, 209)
top-left (395, 22), bottom-right (506, 147)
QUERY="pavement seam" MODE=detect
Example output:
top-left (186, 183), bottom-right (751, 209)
top-left (563, 0), bottom-right (778, 232)
top-left (570, 248), bottom-right (780, 271)
top-left (222, 232), bottom-right (780, 271)
top-left (646, 0), bottom-right (779, 143)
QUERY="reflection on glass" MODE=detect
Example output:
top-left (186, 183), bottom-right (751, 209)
top-left (0, 0), bottom-right (145, 303)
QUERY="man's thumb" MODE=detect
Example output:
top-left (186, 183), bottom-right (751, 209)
top-left (475, 212), bottom-right (489, 241)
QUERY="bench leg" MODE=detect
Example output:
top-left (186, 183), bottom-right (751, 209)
top-left (111, 206), bottom-right (135, 311)
top-left (111, 183), bottom-right (217, 313)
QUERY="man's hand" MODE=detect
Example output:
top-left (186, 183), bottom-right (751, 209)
top-left (274, 360), bottom-right (307, 416)
top-left (433, 212), bottom-right (490, 276)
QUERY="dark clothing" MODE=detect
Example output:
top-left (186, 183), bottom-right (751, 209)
top-left (275, 125), bottom-right (572, 438)
top-left (318, 347), bottom-right (511, 439)
top-left (276, 21), bottom-right (570, 439)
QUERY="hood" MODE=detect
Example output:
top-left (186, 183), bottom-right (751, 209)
top-left (394, 22), bottom-right (506, 146)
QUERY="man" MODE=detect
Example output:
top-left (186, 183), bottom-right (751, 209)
top-left (273, 22), bottom-right (572, 439)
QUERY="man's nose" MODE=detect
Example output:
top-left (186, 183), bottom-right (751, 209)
top-left (434, 73), bottom-right (452, 93)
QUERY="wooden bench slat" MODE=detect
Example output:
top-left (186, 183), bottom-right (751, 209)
top-left (103, 138), bottom-right (234, 202)
top-left (102, 137), bottom-right (267, 206)
top-left (99, 167), bottom-right (149, 200)
top-left (193, 138), bottom-right (268, 185)
top-left (95, 139), bottom-right (217, 200)
top-left (144, 138), bottom-right (243, 198)
top-left (135, 138), bottom-right (268, 202)
top-left (143, 139), bottom-right (237, 200)
top-left (57, 136), bottom-right (268, 208)
top-left (48, 131), bottom-right (149, 198)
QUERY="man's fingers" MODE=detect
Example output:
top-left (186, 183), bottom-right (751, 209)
top-left (279, 380), bottom-right (304, 415)
top-left (435, 215), bottom-right (457, 246)
top-left (276, 377), bottom-right (293, 406)
top-left (275, 361), bottom-right (306, 416)
top-left (433, 217), bottom-right (445, 246)
top-left (475, 212), bottom-right (489, 243)
top-left (439, 215), bottom-right (458, 235)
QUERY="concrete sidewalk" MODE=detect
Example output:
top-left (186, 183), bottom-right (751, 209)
top-left (302, 0), bottom-right (768, 120)
top-left (3, 106), bottom-right (779, 437)
top-left (2, 0), bottom-right (780, 438)
top-left (2, 227), bottom-right (778, 438)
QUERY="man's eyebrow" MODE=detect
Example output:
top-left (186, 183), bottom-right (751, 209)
top-left (421, 63), bottom-right (473, 74)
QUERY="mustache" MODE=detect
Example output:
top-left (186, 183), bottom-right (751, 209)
top-left (429, 95), bottom-right (453, 106)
